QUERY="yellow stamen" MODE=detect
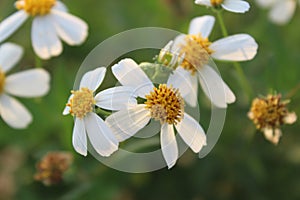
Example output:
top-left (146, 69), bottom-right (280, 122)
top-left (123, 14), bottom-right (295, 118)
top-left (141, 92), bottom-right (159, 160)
top-left (145, 84), bottom-right (184, 125)
top-left (248, 94), bottom-right (293, 130)
top-left (16, 0), bottom-right (56, 16)
top-left (67, 88), bottom-right (95, 119)
top-left (0, 70), bottom-right (6, 94)
top-left (210, 0), bottom-right (224, 7)
top-left (180, 34), bottom-right (214, 75)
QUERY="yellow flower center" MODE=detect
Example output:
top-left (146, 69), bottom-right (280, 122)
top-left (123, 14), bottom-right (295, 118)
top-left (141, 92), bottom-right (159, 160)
top-left (145, 84), bottom-right (184, 125)
top-left (15, 0), bottom-right (56, 16)
top-left (210, 0), bottom-right (224, 7)
top-left (248, 94), bottom-right (290, 130)
top-left (67, 88), bottom-right (95, 119)
top-left (0, 70), bottom-right (6, 94)
top-left (180, 34), bottom-right (214, 75)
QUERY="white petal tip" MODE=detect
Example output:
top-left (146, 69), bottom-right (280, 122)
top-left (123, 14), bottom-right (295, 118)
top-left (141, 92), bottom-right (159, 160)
top-left (213, 102), bottom-right (228, 108)
top-left (76, 150), bottom-right (87, 157)
top-left (0, 95), bottom-right (33, 129)
top-left (112, 58), bottom-right (136, 73)
top-left (263, 128), bottom-right (282, 145)
top-left (96, 146), bottom-right (118, 157)
top-left (5, 116), bottom-right (32, 129)
top-left (167, 162), bottom-right (176, 169)
top-left (62, 108), bottom-right (70, 115)
top-left (284, 112), bottom-right (297, 124)
top-left (12, 122), bottom-right (32, 129)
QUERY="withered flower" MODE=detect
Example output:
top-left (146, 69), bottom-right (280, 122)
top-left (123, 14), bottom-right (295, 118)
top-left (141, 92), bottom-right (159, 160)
top-left (248, 94), bottom-right (297, 145)
top-left (34, 151), bottom-right (73, 186)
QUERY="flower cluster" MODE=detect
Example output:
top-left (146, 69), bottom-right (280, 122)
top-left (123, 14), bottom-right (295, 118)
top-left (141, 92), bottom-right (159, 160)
top-left (61, 9), bottom-right (260, 167)
top-left (64, 59), bottom-right (208, 168)
top-left (0, 0), bottom-right (297, 171)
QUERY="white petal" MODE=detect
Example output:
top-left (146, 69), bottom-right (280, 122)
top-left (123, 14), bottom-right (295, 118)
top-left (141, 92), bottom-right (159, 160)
top-left (31, 16), bottom-right (62, 59)
top-left (161, 123), bottom-right (178, 169)
top-left (185, 74), bottom-right (199, 107)
top-left (105, 104), bottom-right (151, 142)
top-left (269, 0), bottom-right (296, 25)
top-left (79, 67), bottom-right (106, 91)
top-left (62, 94), bottom-right (73, 115)
top-left (0, 11), bottom-right (28, 43)
top-left (84, 113), bottom-right (118, 157)
top-left (0, 43), bottom-right (23, 73)
top-left (167, 67), bottom-right (194, 98)
top-left (95, 86), bottom-right (137, 111)
top-left (0, 94), bottom-right (32, 129)
top-left (52, 1), bottom-right (68, 12)
top-left (211, 34), bottom-right (258, 61)
top-left (224, 82), bottom-right (236, 104)
top-left (51, 10), bottom-right (88, 45)
top-left (194, 0), bottom-right (212, 7)
top-left (112, 58), bottom-right (154, 98)
top-left (198, 65), bottom-right (228, 108)
top-left (188, 15), bottom-right (215, 38)
top-left (222, 0), bottom-right (250, 13)
top-left (63, 106), bottom-right (70, 115)
top-left (175, 113), bottom-right (206, 153)
top-left (171, 34), bottom-right (186, 53)
top-left (5, 69), bottom-right (50, 98)
top-left (263, 128), bottom-right (282, 145)
top-left (284, 112), bottom-right (297, 124)
top-left (72, 118), bottom-right (87, 156)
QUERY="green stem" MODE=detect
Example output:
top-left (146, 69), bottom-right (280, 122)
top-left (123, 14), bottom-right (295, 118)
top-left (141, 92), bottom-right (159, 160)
top-left (233, 62), bottom-right (253, 99)
top-left (215, 10), bottom-right (228, 37)
top-left (35, 56), bottom-right (42, 68)
top-left (214, 10), bottom-right (253, 100)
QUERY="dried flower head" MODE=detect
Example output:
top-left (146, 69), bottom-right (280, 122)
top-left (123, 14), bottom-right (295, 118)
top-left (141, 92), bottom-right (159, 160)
top-left (248, 94), bottom-right (297, 145)
top-left (34, 152), bottom-right (73, 186)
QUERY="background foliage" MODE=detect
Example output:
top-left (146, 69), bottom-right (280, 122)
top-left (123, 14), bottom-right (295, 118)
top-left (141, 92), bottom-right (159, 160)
top-left (0, 0), bottom-right (299, 199)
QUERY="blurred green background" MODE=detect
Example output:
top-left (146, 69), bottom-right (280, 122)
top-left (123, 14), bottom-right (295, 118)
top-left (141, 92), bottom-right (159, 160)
top-left (0, 0), bottom-right (300, 199)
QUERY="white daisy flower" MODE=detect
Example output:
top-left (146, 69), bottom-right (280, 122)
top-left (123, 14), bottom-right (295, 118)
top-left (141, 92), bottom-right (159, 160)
top-left (195, 0), bottom-right (250, 13)
top-left (169, 15), bottom-right (258, 108)
top-left (0, 0), bottom-right (88, 59)
top-left (0, 43), bottom-right (50, 129)
top-left (105, 58), bottom-right (207, 169)
top-left (256, 0), bottom-right (298, 25)
top-left (63, 67), bottom-right (136, 157)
